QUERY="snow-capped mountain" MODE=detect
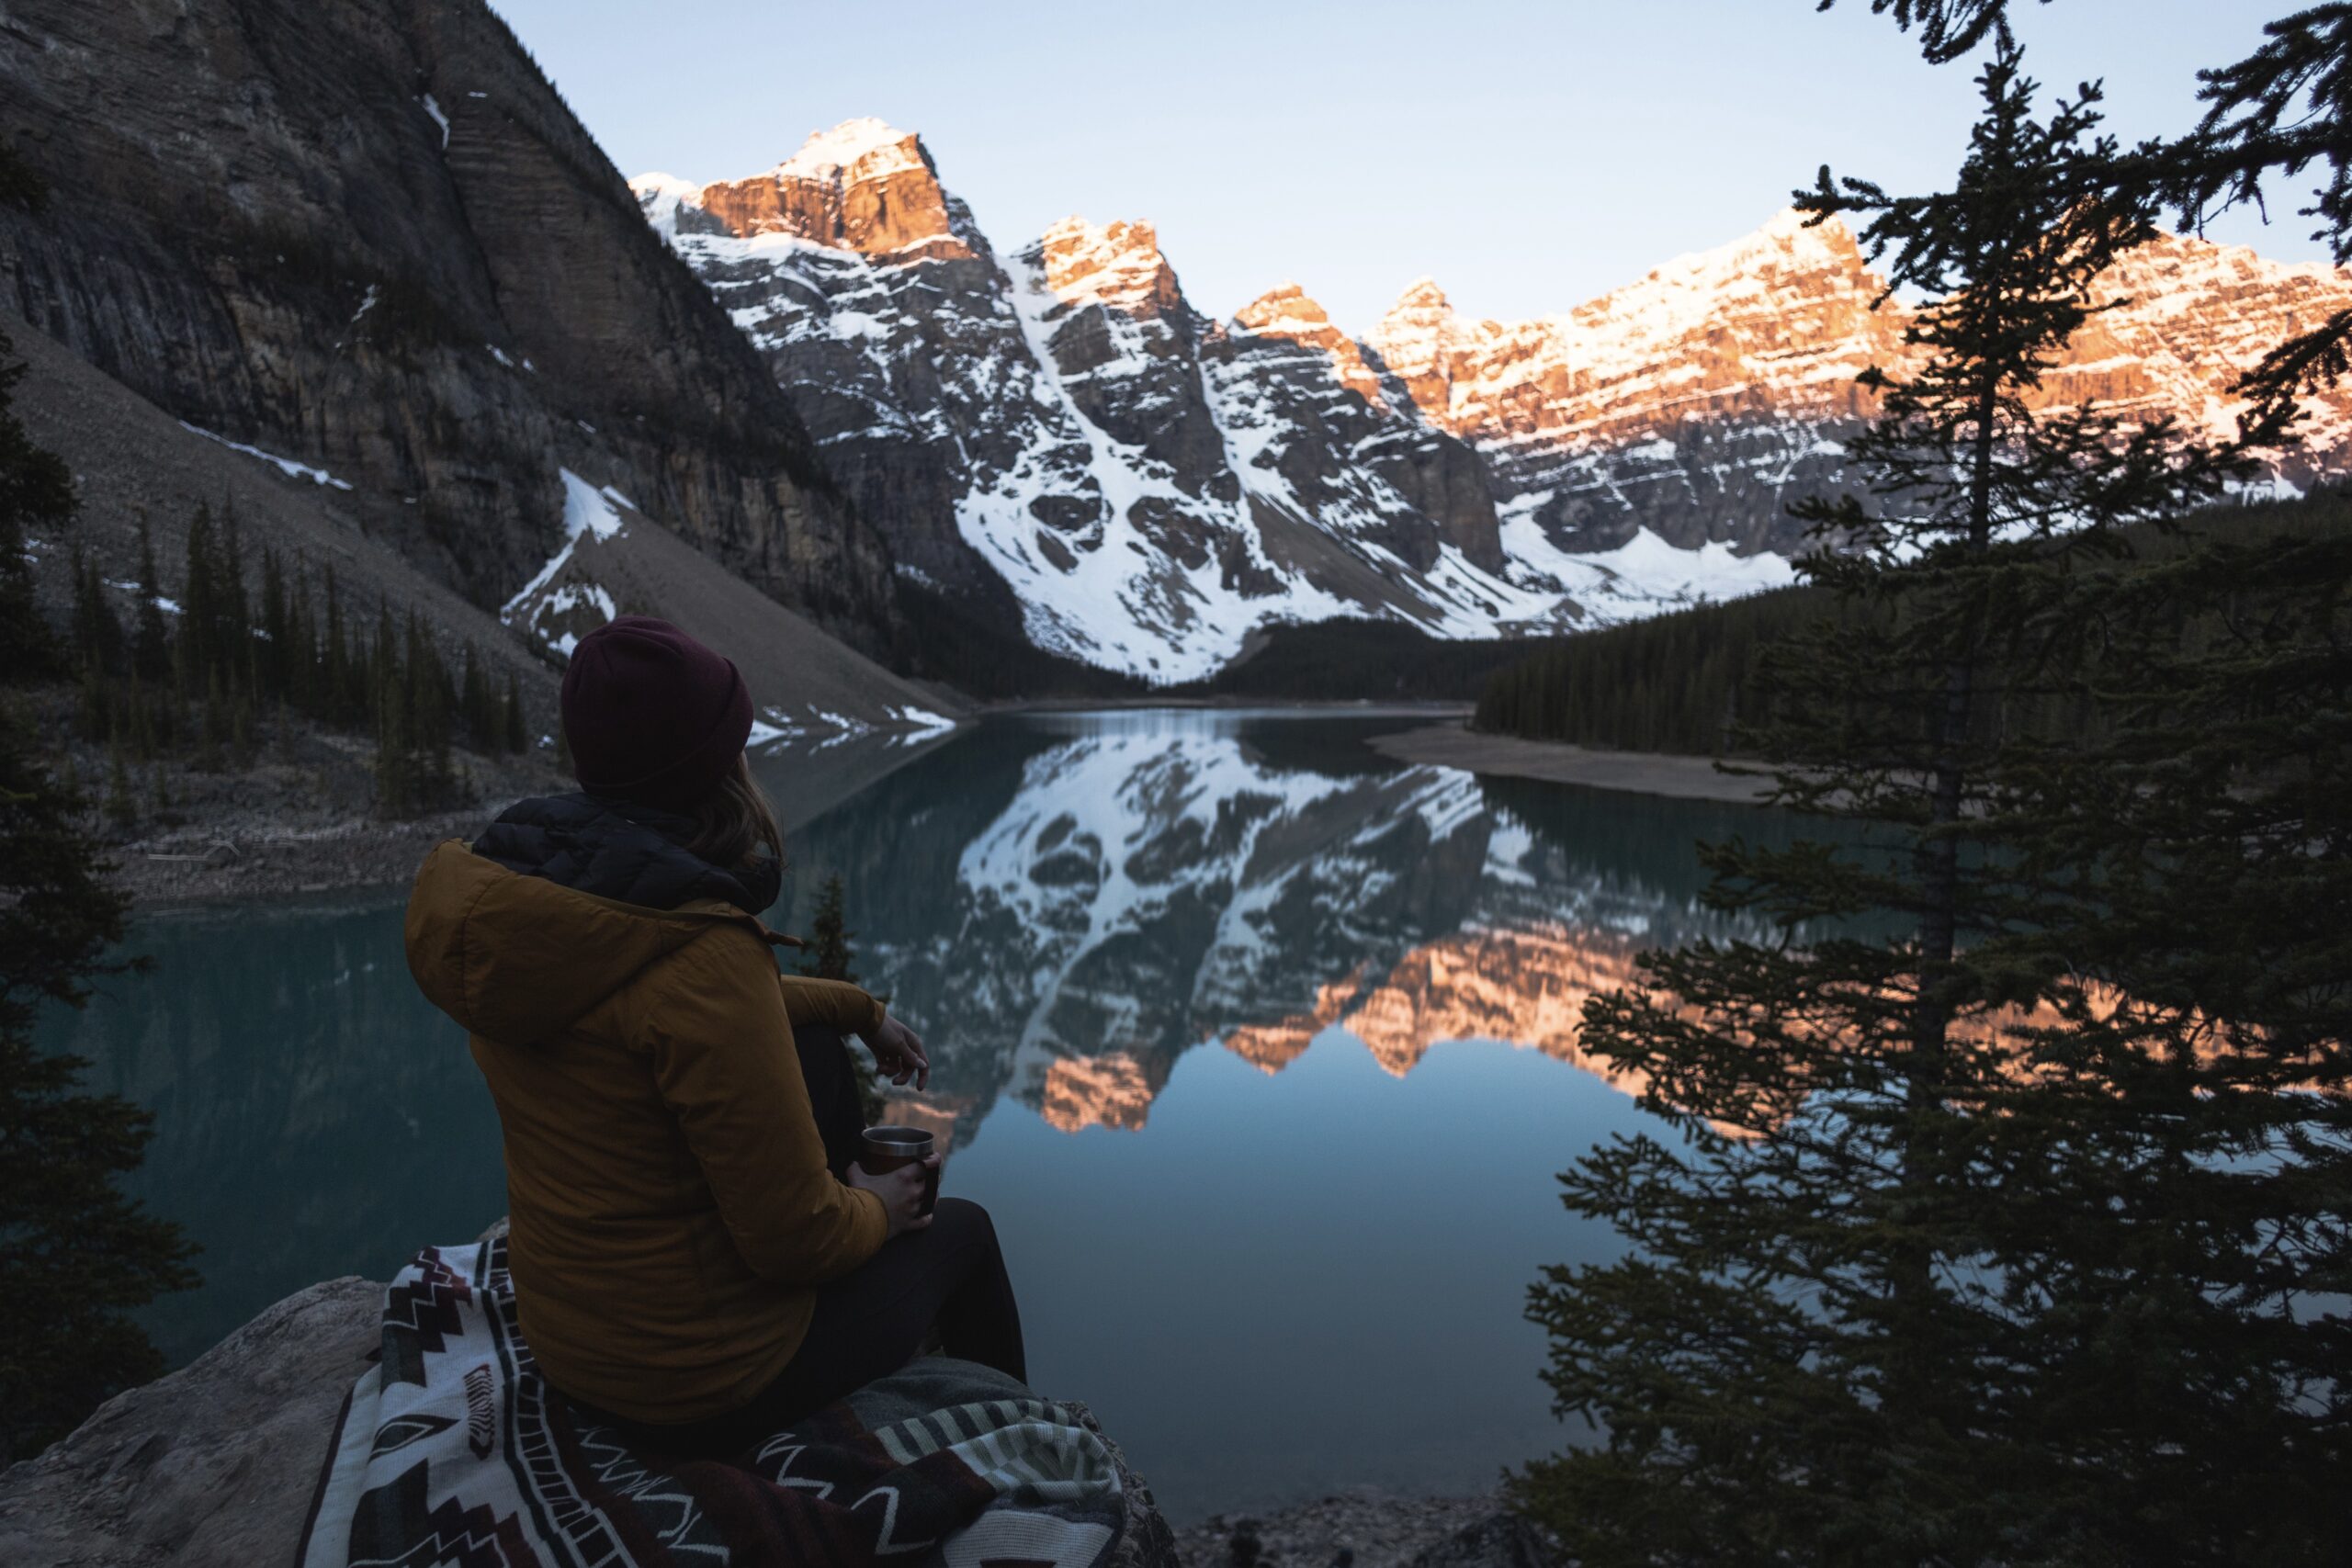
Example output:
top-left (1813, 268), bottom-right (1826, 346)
top-left (638, 119), bottom-right (2352, 682)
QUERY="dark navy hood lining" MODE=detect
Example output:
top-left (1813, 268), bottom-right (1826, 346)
top-left (472, 793), bottom-right (782, 916)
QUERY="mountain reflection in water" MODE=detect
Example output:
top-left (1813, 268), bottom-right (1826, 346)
top-left (775, 712), bottom-right (1787, 1138)
top-left (44, 710), bottom-right (1811, 1520)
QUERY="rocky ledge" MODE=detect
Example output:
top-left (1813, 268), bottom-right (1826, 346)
top-left (0, 1278), bottom-right (1179, 1568)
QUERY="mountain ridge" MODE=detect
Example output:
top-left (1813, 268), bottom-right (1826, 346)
top-left (639, 119), bottom-right (2352, 682)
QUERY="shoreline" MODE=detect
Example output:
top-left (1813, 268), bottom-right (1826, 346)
top-left (986, 695), bottom-right (1476, 717)
top-left (105, 709), bottom-right (1772, 909)
top-left (1366, 721), bottom-right (1774, 805)
top-left (109, 726), bottom-right (970, 910)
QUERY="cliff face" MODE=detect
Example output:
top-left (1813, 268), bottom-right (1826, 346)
top-left (0, 0), bottom-right (899, 654)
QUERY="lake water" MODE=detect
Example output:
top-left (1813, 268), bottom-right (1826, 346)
top-left (42, 710), bottom-right (1801, 1523)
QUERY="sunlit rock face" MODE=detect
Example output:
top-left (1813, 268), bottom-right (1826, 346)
top-left (1365, 215), bottom-right (2352, 559)
top-left (640, 124), bottom-right (2349, 681)
top-left (1041, 1052), bottom-right (1159, 1133)
top-left (786, 718), bottom-right (1781, 1141)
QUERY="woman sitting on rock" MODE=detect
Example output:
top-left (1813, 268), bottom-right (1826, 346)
top-left (403, 615), bottom-right (1025, 1458)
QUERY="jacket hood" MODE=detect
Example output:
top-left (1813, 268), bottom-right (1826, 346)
top-left (470, 792), bottom-right (781, 914)
top-left (403, 838), bottom-right (774, 1047)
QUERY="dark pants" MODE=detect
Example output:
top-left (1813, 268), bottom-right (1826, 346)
top-left (563, 1025), bottom-right (1027, 1460)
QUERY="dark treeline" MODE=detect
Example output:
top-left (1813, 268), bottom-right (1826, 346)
top-left (1177, 617), bottom-right (1535, 702)
top-left (1473, 584), bottom-right (1837, 751)
top-left (62, 500), bottom-right (532, 818)
top-left (1476, 491), bottom-right (2352, 754)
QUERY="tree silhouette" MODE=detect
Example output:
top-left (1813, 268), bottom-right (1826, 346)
top-left (1515, 44), bottom-right (2347, 1563)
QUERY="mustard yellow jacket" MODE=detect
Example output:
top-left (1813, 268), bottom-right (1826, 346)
top-left (403, 839), bottom-right (889, 1424)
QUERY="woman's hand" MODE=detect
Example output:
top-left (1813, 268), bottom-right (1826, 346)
top-left (847, 1156), bottom-right (940, 1237)
top-left (863, 1012), bottom-right (930, 1090)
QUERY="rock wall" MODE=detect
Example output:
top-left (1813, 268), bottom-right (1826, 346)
top-left (0, 0), bottom-right (900, 657)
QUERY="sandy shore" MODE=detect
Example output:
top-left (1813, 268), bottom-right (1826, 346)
top-left (1367, 721), bottom-right (1775, 805)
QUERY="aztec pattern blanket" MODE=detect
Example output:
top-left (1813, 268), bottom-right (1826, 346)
top-left (297, 1240), bottom-right (1127, 1568)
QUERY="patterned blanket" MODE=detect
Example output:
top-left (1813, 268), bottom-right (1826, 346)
top-left (298, 1241), bottom-right (1127, 1568)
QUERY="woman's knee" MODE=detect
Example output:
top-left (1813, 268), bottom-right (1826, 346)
top-left (928, 1196), bottom-right (997, 1246)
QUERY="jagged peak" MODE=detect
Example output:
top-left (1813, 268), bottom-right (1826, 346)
top-left (1033, 214), bottom-right (1163, 261)
top-left (1234, 282), bottom-right (1336, 333)
top-left (1630, 208), bottom-right (1868, 294)
top-left (1387, 276), bottom-right (1453, 314)
top-left (628, 171), bottom-right (701, 202)
top-left (772, 117), bottom-right (927, 182)
top-left (1028, 216), bottom-right (1182, 314)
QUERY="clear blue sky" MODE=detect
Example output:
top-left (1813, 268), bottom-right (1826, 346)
top-left (489, 0), bottom-right (2316, 333)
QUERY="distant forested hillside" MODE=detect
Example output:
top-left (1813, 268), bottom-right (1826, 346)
top-left (1179, 618), bottom-right (1535, 702)
top-left (1476, 491), bottom-right (2351, 755)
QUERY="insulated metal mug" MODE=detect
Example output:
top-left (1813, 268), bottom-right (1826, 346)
top-left (859, 1125), bottom-right (938, 1217)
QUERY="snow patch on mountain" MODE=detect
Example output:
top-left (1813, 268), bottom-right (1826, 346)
top-left (773, 116), bottom-right (927, 182)
top-left (177, 423), bottom-right (355, 491)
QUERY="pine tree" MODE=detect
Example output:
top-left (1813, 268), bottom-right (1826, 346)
top-left (458, 642), bottom-right (492, 752)
top-left (217, 498), bottom-right (251, 694)
top-left (177, 503), bottom-right (220, 696)
top-left (503, 671), bottom-right (527, 754)
top-left (0, 328), bottom-right (73, 685)
top-left (402, 612), bottom-right (456, 808)
top-left (286, 564), bottom-right (316, 716)
top-left (799, 873), bottom-right (887, 1121)
top-left (68, 545), bottom-right (126, 678)
top-left (799, 873), bottom-right (860, 986)
top-left (103, 744), bottom-right (136, 832)
top-left (372, 604), bottom-right (412, 816)
top-left (0, 704), bottom-right (199, 1461)
top-left (130, 518), bottom-right (170, 685)
top-left (1514, 46), bottom-right (2346, 1564)
top-left (321, 567), bottom-right (347, 726)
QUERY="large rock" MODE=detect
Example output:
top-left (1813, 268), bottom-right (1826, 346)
top-left (0, 1278), bottom-right (380, 1568)
top-left (0, 1273), bottom-right (1178, 1568)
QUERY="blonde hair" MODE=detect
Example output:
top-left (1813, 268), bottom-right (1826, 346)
top-left (687, 751), bottom-right (784, 872)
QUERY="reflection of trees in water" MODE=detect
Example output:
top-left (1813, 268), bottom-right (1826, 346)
top-left (784, 716), bottom-right (1814, 1139)
top-left (40, 897), bottom-right (503, 1368)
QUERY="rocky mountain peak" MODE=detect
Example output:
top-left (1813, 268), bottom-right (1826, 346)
top-left (1368, 276), bottom-right (1468, 417)
top-left (1028, 217), bottom-right (1186, 319)
top-left (687, 118), bottom-right (975, 262)
top-left (1231, 283), bottom-right (1385, 406)
top-left (1233, 282), bottom-right (1333, 334)
top-left (772, 116), bottom-right (926, 181)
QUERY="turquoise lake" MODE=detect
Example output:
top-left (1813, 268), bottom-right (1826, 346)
top-left (41, 710), bottom-right (1809, 1523)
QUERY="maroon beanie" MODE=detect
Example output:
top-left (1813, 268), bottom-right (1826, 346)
top-left (560, 615), bottom-right (752, 810)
